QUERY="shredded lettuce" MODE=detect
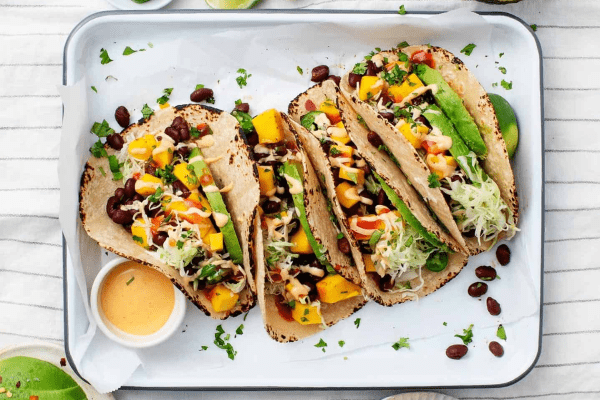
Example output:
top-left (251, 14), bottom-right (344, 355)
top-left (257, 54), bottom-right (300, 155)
top-left (443, 153), bottom-right (518, 244)
top-left (157, 245), bottom-right (198, 270)
top-left (365, 174), bottom-right (382, 195)
top-left (265, 241), bottom-right (297, 269)
top-left (224, 277), bottom-right (246, 294)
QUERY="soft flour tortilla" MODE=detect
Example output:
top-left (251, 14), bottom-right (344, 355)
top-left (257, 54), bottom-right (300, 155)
top-left (288, 80), bottom-right (468, 306)
top-left (255, 112), bottom-right (366, 343)
top-left (340, 47), bottom-right (518, 254)
top-left (80, 105), bottom-right (260, 319)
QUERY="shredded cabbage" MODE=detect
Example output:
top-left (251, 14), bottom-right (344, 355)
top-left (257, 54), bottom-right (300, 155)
top-left (265, 240), bottom-right (297, 270)
top-left (224, 277), bottom-right (246, 294)
top-left (443, 153), bottom-right (518, 245)
top-left (157, 245), bottom-right (198, 271)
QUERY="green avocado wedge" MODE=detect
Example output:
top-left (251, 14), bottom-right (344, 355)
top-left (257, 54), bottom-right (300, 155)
top-left (414, 64), bottom-right (488, 158)
top-left (488, 93), bottom-right (519, 159)
top-left (188, 147), bottom-right (243, 264)
top-left (0, 356), bottom-right (87, 400)
top-left (374, 172), bottom-right (449, 253)
top-left (422, 104), bottom-right (488, 181)
top-left (281, 161), bottom-right (335, 274)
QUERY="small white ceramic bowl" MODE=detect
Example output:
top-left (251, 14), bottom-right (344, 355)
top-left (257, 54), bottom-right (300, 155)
top-left (90, 257), bottom-right (186, 348)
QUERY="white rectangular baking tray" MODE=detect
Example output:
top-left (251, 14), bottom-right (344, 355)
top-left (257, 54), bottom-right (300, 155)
top-left (62, 10), bottom-right (543, 389)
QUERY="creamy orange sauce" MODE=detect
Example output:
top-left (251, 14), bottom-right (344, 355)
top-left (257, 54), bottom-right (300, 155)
top-left (100, 261), bottom-right (175, 336)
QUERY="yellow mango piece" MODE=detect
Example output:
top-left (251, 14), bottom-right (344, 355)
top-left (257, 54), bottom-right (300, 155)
top-left (291, 303), bottom-right (322, 325)
top-left (258, 165), bottom-right (277, 197)
top-left (290, 228), bottom-right (313, 254)
top-left (363, 254), bottom-right (376, 273)
top-left (198, 218), bottom-right (218, 241)
top-left (330, 144), bottom-right (353, 165)
top-left (173, 162), bottom-right (200, 190)
top-left (335, 182), bottom-right (359, 209)
top-left (398, 122), bottom-right (425, 149)
top-left (316, 274), bottom-right (362, 304)
top-left (395, 73), bottom-right (424, 101)
top-left (131, 218), bottom-right (149, 248)
top-left (252, 109), bottom-right (284, 144)
top-left (358, 76), bottom-right (383, 101)
top-left (330, 121), bottom-right (350, 144)
top-left (127, 134), bottom-right (157, 161)
top-left (153, 149), bottom-right (173, 168)
top-left (134, 173), bottom-right (163, 197)
top-left (339, 167), bottom-right (365, 186)
top-left (188, 191), bottom-right (212, 212)
top-left (209, 232), bottom-right (224, 252)
top-left (208, 284), bottom-right (239, 312)
top-left (319, 99), bottom-right (341, 124)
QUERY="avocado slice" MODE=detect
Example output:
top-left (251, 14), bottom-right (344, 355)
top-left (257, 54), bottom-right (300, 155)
top-left (281, 161), bottom-right (334, 273)
top-left (374, 172), bottom-right (449, 253)
top-left (0, 356), bottom-right (87, 400)
top-left (488, 93), bottom-right (519, 159)
top-left (188, 147), bottom-right (243, 264)
top-left (422, 104), bottom-right (488, 181)
top-left (414, 64), bottom-right (488, 158)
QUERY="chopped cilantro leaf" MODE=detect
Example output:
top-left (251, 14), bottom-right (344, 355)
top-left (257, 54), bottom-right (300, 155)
top-left (107, 155), bottom-right (123, 181)
top-left (232, 110), bottom-right (254, 134)
top-left (428, 173), bottom-right (441, 188)
top-left (315, 339), bottom-right (327, 350)
top-left (501, 80), bottom-right (513, 90)
top-left (91, 120), bottom-right (115, 138)
top-left (492, 82), bottom-right (498, 88)
top-left (141, 103), bottom-right (154, 119)
top-left (288, 300), bottom-right (296, 309)
top-left (397, 41), bottom-right (409, 49)
top-left (297, 66), bottom-right (303, 75)
top-left (214, 325), bottom-right (237, 360)
top-left (99, 48), bottom-right (112, 65)
top-left (200, 346), bottom-right (208, 351)
top-left (498, 66), bottom-right (507, 74)
top-left (243, 312), bottom-right (249, 321)
top-left (398, 4), bottom-right (406, 15)
top-left (98, 166), bottom-right (106, 176)
top-left (443, 322), bottom-right (447, 326)
top-left (352, 62), bottom-right (368, 75)
top-left (497, 324), bottom-right (507, 341)
top-left (126, 276), bottom-right (135, 285)
top-left (460, 44), bottom-right (476, 56)
top-left (132, 236), bottom-right (143, 245)
top-left (357, 114), bottom-right (368, 128)
top-left (176, 240), bottom-right (184, 250)
top-left (338, 340), bottom-right (345, 348)
top-left (455, 324), bottom-right (474, 345)
top-left (157, 88), bottom-right (173, 105)
top-left (530, 24), bottom-right (537, 31)
top-left (123, 46), bottom-right (137, 56)
top-left (148, 42), bottom-right (154, 48)
top-left (90, 139), bottom-right (107, 158)
top-left (91, 86), bottom-right (97, 93)
top-left (336, 232), bottom-right (345, 240)
top-left (236, 68), bottom-right (252, 88)
top-left (499, 53), bottom-right (504, 58)
top-left (392, 337), bottom-right (410, 351)
top-left (354, 318), bottom-right (361, 328)
top-left (148, 187), bottom-right (163, 203)
top-left (236, 324), bottom-right (244, 335)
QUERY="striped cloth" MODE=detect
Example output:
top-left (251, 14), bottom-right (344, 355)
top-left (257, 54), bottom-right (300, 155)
top-left (1, 0), bottom-right (599, 399)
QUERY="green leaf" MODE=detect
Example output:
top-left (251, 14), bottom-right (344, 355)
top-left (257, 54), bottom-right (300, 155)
top-left (214, 325), bottom-right (237, 360)
top-left (107, 155), bottom-right (123, 181)
top-left (499, 53), bottom-right (504, 58)
top-left (98, 166), bottom-right (106, 176)
top-left (300, 111), bottom-right (324, 131)
top-left (123, 46), bottom-right (137, 56)
top-left (157, 88), bottom-right (173, 105)
top-left (460, 44), bottom-right (476, 56)
top-left (381, 64), bottom-right (407, 86)
top-left (498, 66), bottom-right (507, 75)
top-left (99, 48), bottom-right (112, 65)
top-left (91, 86), bottom-right (97, 93)
top-left (392, 337), bottom-right (410, 350)
top-left (455, 324), bottom-right (474, 345)
top-left (141, 103), bottom-right (154, 119)
top-left (530, 24), bottom-right (537, 31)
top-left (236, 68), bottom-right (252, 88)
top-left (196, 84), bottom-right (205, 90)
top-left (336, 232), bottom-right (344, 240)
top-left (132, 236), bottom-right (143, 244)
top-left (501, 80), bottom-right (513, 90)
top-left (297, 66), bottom-right (303, 75)
top-left (354, 318), bottom-right (361, 328)
top-left (236, 324), bottom-right (244, 335)
top-left (231, 110), bottom-right (254, 134)
top-left (398, 4), bottom-right (406, 15)
top-left (200, 346), bottom-right (208, 351)
top-left (352, 62), bottom-right (368, 75)
top-left (425, 251), bottom-right (448, 272)
top-left (148, 187), bottom-right (163, 204)
top-left (148, 42), bottom-right (154, 48)
top-left (397, 41), bottom-right (409, 49)
top-left (90, 139), bottom-right (107, 158)
top-left (91, 120), bottom-right (115, 138)
top-left (427, 173), bottom-right (441, 188)
top-left (314, 338), bottom-right (327, 349)
top-left (497, 324), bottom-right (507, 341)
top-left (338, 340), bottom-right (345, 348)
top-left (443, 322), bottom-right (447, 326)
top-left (368, 229), bottom-right (384, 248)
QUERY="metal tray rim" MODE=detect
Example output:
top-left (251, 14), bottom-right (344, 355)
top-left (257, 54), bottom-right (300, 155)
top-left (61, 8), bottom-right (545, 392)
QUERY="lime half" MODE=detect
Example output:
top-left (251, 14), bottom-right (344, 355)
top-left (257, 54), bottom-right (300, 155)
top-left (205, 0), bottom-right (261, 8)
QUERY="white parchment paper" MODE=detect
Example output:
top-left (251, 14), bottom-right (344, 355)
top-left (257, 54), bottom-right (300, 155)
top-left (59, 9), bottom-right (539, 392)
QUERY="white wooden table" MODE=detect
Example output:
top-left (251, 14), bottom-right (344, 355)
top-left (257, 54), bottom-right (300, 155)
top-left (2, 0), bottom-right (599, 398)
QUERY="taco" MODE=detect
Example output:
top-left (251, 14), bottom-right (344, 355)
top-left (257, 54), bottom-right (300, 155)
top-left (339, 45), bottom-right (519, 254)
top-left (80, 104), bottom-right (259, 319)
top-left (289, 80), bottom-right (468, 306)
top-left (248, 109), bottom-right (366, 342)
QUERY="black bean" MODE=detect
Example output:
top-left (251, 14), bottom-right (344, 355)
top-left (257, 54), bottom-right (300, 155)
top-left (111, 209), bottom-right (133, 225)
top-left (365, 60), bottom-right (381, 76)
top-left (327, 75), bottom-right (341, 86)
top-left (246, 131), bottom-right (259, 146)
top-left (106, 195), bottom-right (120, 218)
top-left (468, 282), bottom-right (488, 297)
top-left (367, 131), bottom-right (383, 148)
top-left (379, 274), bottom-right (395, 292)
top-left (414, 116), bottom-right (431, 128)
top-left (489, 341), bottom-right (504, 357)
top-left (124, 178), bottom-right (137, 199)
top-left (164, 126), bottom-right (180, 144)
top-left (234, 102), bottom-right (250, 113)
top-left (263, 200), bottom-right (280, 214)
top-left (337, 237), bottom-right (351, 254)
top-left (132, 194), bottom-right (144, 202)
top-left (475, 265), bottom-right (497, 281)
top-left (487, 297), bottom-right (501, 316)
top-left (172, 180), bottom-right (191, 198)
top-left (153, 231), bottom-right (168, 247)
top-left (377, 189), bottom-right (386, 205)
top-left (496, 244), bottom-right (511, 266)
top-left (446, 344), bottom-right (468, 360)
top-left (179, 125), bottom-right (190, 142)
top-left (348, 73), bottom-right (361, 88)
top-left (115, 106), bottom-right (130, 128)
top-left (114, 188), bottom-right (125, 200)
top-left (190, 88), bottom-right (214, 103)
top-left (379, 111), bottom-right (394, 122)
top-left (106, 133), bottom-right (124, 150)
top-left (311, 65), bottom-right (329, 83)
top-left (145, 163), bottom-right (157, 177)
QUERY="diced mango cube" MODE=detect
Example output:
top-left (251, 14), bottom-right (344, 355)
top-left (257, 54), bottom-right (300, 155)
top-left (134, 173), bottom-right (163, 197)
top-left (187, 191), bottom-right (211, 212)
top-left (173, 162), bottom-right (200, 190)
top-left (127, 134), bottom-right (157, 161)
top-left (209, 232), bottom-right (224, 252)
top-left (152, 148), bottom-right (173, 168)
top-left (398, 121), bottom-right (426, 149)
top-left (329, 121), bottom-right (350, 144)
top-left (291, 302), bottom-right (322, 325)
top-left (335, 182), bottom-right (359, 209)
top-left (208, 284), bottom-right (239, 312)
top-left (198, 218), bottom-right (218, 241)
top-left (363, 254), bottom-right (376, 273)
top-left (392, 73), bottom-right (424, 102)
top-left (316, 274), bottom-right (362, 304)
top-left (339, 167), bottom-right (365, 186)
top-left (330, 144), bottom-right (353, 165)
top-left (252, 109), bottom-right (284, 144)
top-left (319, 99), bottom-right (341, 124)
top-left (131, 218), bottom-right (149, 248)
top-left (258, 165), bottom-right (277, 197)
top-left (358, 76), bottom-right (383, 101)
top-left (290, 228), bottom-right (313, 254)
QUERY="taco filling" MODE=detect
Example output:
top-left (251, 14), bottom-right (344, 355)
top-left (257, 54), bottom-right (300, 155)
top-left (105, 115), bottom-right (246, 313)
top-left (300, 100), bottom-right (451, 295)
top-left (249, 109), bottom-right (362, 326)
top-left (347, 49), bottom-right (518, 245)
